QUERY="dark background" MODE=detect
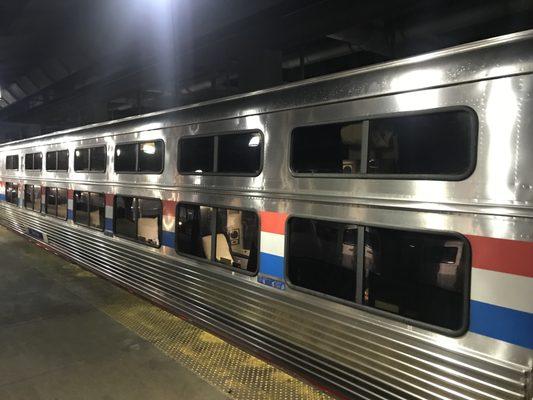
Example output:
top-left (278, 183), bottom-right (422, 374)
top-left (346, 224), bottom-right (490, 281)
top-left (1, 0), bottom-right (532, 142)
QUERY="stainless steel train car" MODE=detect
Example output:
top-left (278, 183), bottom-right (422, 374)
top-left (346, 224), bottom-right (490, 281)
top-left (1, 29), bottom-right (532, 399)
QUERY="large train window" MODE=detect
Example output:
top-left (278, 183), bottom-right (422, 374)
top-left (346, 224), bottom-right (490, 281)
top-left (5, 182), bottom-right (19, 205)
top-left (46, 150), bottom-right (69, 171)
top-left (176, 203), bottom-right (259, 274)
top-left (45, 187), bottom-right (67, 219)
top-left (291, 109), bottom-right (476, 179)
top-left (5, 155), bottom-right (19, 170)
top-left (287, 218), bottom-right (357, 301)
top-left (179, 136), bottom-right (214, 173)
top-left (115, 140), bottom-right (164, 173)
top-left (286, 217), bottom-right (469, 333)
top-left (178, 131), bottom-right (262, 175)
top-left (24, 184), bottom-right (41, 212)
top-left (114, 195), bottom-right (161, 247)
top-left (74, 191), bottom-right (105, 230)
top-left (75, 146), bottom-right (106, 172)
top-left (25, 153), bottom-right (43, 171)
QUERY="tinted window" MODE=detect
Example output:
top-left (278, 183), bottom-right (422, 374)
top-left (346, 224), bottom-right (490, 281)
top-left (74, 149), bottom-right (89, 171)
top-left (137, 197), bottom-right (161, 246)
top-left (57, 150), bottom-right (69, 171)
top-left (24, 185), bottom-right (41, 211)
top-left (138, 141), bottom-right (164, 172)
top-left (115, 141), bottom-right (162, 173)
top-left (215, 208), bottom-right (259, 271)
top-left (114, 195), bottom-right (161, 246)
top-left (89, 192), bottom-right (105, 229)
top-left (25, 154), bottom-right (34, 170)
top-left (24, 185), bottom-right (33, 209)
top-left (5, 182), bottom-right (18, 204)
top-left (176, 204), bottom-right (213, 259)
top-left (176, 203), bottom-right (258, 273)
top-left (179, 136), bottom-right (214, 173)
top-left (34, 153), bottom-right (42, 170)
top-left (46, 187), bottom-right (57, 215)
top-left (367, 111), bottom-right (474, 175)
top-left (115, 143), bottom-right (137, 172)
top-left (291, 110), bottom-right (476, 178)
top-left (292, 122), bottom-right (363, 174)
top-left (6, 155), bottom-right (19, 170)
top-left (115, 196), bottom-right (136, 239)
top-left (90, 146), bottom-right (106, 172)
top-left (363, 227), bottom-right (466, 330)
top-left (57, 188), bottom-right (67, 219)
top-left (286, 217), bottom-right (469, 332)
top-left (75, 146), bottom-right (106, 172)
top-left (179, 132), bottom-right (262, 175)
top-left (74, 191), bottom-right (105, 230)
top-left (45, 187), bottom-right (67, 219)
top-left (27, 153), bottom-right (43, 171)
top-left (74, 191), bottom-right (90, 226)
top-left (46, 152), bottom-right (56, 171)
top-left (288, 218), bottom-right (357, 301)
top-left (217, 133), bottom-right (262, 174)
top-left (46, 151), bottom-right (68, 171)
top-left (33, 185), bottom-right (41, 211)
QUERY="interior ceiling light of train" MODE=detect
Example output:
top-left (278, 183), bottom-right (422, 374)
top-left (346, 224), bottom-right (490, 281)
top-left (0, 0), bottom-right (533, 142)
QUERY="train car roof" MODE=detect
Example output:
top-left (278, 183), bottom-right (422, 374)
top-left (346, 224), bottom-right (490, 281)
top-left (2, 28), bottom-right (533, 149)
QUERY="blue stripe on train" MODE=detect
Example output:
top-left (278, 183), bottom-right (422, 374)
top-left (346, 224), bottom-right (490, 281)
top-left (470, 300), bottom-right (533, 349)
top-left (259, 252), bottom-right (284, 278)
top-left (0, 194), bottom-right (5, 201)
top-left (162, 230), bottom-right (175, 248)
top-left (67, 209), bottom-right (74, 220)
top-left (104, 218), bottom-right (113, 232)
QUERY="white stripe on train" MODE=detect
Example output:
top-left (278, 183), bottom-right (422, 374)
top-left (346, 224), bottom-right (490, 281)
top-left (471, 268), bottom-right (533, 314)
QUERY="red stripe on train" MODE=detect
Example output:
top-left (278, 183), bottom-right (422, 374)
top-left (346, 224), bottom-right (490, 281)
top-left (105, 194), bottom-right (114, 206)
top-left (163, 200), bottom-right (176, 217)
top-left (260, 211), bottom-right (288, 235)
top-left (67, 190), bottom-right (74, 200)
top-left (467, 234), bottom-right (533, 278)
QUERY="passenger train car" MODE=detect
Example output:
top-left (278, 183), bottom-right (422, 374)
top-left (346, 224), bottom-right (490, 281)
top-left (1, 29), bottom-right (532, 399)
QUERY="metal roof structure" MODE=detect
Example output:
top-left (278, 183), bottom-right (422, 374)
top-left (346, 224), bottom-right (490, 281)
top-left (1, 0), bottom-right (532, 142)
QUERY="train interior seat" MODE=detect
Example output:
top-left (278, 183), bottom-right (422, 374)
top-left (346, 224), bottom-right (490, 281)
top-left (90, 210), bottom-right (100, 227)
top-left (340, 123), bottom-right (363, 173)
top-left (202, 233), bottom-right (235, 265)
top-left (138, 216), bottom-right (159, 245)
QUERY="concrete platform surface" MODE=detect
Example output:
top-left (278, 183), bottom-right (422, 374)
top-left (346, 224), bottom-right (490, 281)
top-left (0, 225), bottom-right (229, 400)
top-left (0, 225), bottom-right (332, 400)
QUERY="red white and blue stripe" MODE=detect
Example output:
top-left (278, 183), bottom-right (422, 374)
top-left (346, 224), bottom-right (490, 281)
top-left (0, 186), bottom-right (531, 349)
top-left (257, 211), bottom-right (287, 289)
top-left (161, 200), bottom-right (176, 248)
top-left (467, 235), bottom-right (533, 349)
top-left (104, 194), bottom-right (114, 232)
top-left (67, 190), bottom-right (74, 220)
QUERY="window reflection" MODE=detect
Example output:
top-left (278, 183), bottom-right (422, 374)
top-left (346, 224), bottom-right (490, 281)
top-left (288, 218), bottom-right (357, 301)
top-left (363, 227), bottom-right (466, 330)
top-left (176, 203), bottom-right (259, 273)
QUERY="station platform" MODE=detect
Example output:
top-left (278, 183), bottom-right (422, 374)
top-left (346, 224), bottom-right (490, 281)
top-left (0, 225), bottom-right (332, 400)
